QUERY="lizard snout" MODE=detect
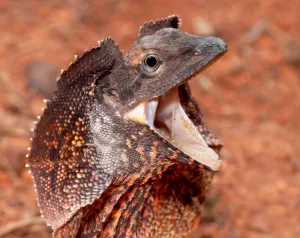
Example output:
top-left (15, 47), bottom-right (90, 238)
top-left (194, 36), bottom-right (228, 56)
top-left (206, 36), bottom-right (228, 52)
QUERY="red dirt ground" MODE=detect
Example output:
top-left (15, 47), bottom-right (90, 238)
top-left (0, 0), bottom-right (299, 237)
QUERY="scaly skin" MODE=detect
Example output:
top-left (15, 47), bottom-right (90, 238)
top-left (27, 15), bottom-right (227, 237)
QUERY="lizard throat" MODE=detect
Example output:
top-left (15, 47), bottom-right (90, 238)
top-left (126, 86), bottom-right (221, 171)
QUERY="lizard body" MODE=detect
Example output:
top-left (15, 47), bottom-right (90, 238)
top-left (27, 15), bottom-right (227, 237)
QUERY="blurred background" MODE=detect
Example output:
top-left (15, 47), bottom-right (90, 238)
top-left (0, 0), bottom-right (300, 237)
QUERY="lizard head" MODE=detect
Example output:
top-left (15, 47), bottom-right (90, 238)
top-left (124, 16), bottom-right (227, 107)
top-left (113, 15), bottom-right (227, 171)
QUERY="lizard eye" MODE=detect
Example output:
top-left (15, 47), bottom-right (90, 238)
top-left (142, 54), bottom-right (160, 73)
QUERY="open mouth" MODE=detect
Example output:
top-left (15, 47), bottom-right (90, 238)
top-left (126, 49), bottom-right (226, 171)
top-left (146, 85), bottom-right (221, 171)
top-left (127, 82), bottom-right (221, 171)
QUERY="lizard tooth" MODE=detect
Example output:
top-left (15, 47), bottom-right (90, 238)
top-left (97, 40), bottom-right (101, 46)
top-left (33, 121), bottom-right (37, 125)
top-left (56, 77), bottom-right (60, 82)
top-left (43, 99), bottom-right (48, 104)
top-left (37, 115), bottom-right (41, 120)
top-left (74, 55), bottom-right (78, 60)
top-left (25, 154), bottom-right (29, 158)
top-left (61, 69), bottom-right (64, 74)
top-left (30, 128), bottom-right (34, 132)
top-left (29, 137), bottom-right (32, 141)
top-left (27, 147), bottom-right (31, 151)
top-left (25, 163), bottom-right (30, 167)
top-left (41, 107), bottom-right (44, 112)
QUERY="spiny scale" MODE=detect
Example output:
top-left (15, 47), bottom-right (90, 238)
top-left (138, 15), bottom-right (182, 38)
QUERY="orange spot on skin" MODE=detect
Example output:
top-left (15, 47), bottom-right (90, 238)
top-left (136, 147), bottom-right (144, 154)
top-left (131, 172), bottom-right (140, 181)
top-left (122, 156), bottom-right (129, 163)
top-left (140, 157), bottom-right (147, 163)
top-left (133, 162), bottom-right (140, 169)
top-left (129, 53), bottom-right (143, 65)
top-left (90, 82), bottom-right (95, 88)
top-left (142, 171), bottom-right (152, 182)
top-left (151, 146), bottom-right (158, 155)
top-left (157, 166), bottom-right (163, 176)
top-left (127, 47), bottom-right (151, 66)
top-left (150, 149), bottom-right (158, 159)
top-left (126, 139), bottom-right (132, 149)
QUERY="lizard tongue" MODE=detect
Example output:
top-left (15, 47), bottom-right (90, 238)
top-left (148, 87), bottom-right (221, 171)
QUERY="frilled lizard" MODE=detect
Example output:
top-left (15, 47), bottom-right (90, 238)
top-left (27, 15), bottom-right (227, 238)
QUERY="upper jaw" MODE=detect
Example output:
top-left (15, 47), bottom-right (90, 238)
top-left (157, 37), bottom-right (227, 99)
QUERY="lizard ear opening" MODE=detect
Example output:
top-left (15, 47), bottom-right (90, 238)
top-left (138, 15), bottom-right (181, 39)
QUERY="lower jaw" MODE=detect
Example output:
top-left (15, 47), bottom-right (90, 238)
top-left (144, 86), bottom-right (221, 171)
